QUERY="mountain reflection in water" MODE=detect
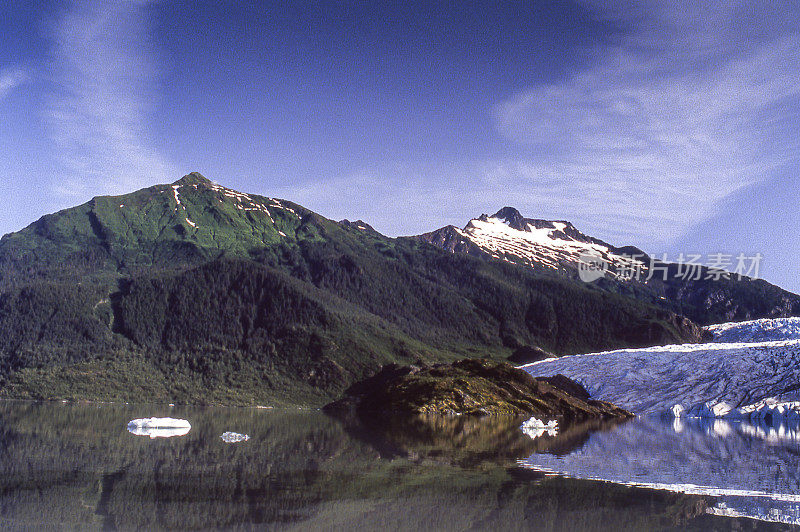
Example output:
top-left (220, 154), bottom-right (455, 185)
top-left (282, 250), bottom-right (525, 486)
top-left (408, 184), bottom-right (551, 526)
top-left (0, 401), bottom-right (783, 530)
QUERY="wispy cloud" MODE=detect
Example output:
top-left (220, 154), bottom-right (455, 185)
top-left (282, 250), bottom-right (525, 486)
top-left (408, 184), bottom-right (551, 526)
top-left (48, 0), bottom-right (176, 198)
top-left (0, 67), bottom-right (27, 101)
top-left (276, 2), bottom-right (800, 247)
top-left (492, 0), bottom-right (800, 246)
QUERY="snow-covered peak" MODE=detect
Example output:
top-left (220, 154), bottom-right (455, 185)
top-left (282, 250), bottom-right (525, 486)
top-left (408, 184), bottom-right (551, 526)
top-left (452, 207), bottom-right (640, 275)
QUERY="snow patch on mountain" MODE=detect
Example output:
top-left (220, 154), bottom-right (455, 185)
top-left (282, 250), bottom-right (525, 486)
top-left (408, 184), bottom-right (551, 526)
top-left (171, 184), bottom-right (182, 211)
top-left (206, 182), bottom-right (302, 226)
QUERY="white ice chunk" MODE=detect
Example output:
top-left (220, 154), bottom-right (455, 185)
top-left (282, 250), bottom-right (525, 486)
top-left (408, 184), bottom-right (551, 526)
top-left (128, 417), bottom-right (191, 429)
top-left (521, 416), bottom-right (558, 439)
top-left (670, 404), bottom-right (686, 418)
top-left (127, 417), bottom-right (191, 439)
top-left (220, 431), bottom-right (250, 443)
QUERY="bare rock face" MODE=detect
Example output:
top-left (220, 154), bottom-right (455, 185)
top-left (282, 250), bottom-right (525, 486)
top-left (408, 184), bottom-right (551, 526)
top-left (324, 358), bottom-right (632, 422)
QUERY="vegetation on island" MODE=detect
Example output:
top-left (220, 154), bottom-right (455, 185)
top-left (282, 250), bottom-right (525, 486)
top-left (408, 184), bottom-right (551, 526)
top-left (324, 358), bottom-right (632, 420)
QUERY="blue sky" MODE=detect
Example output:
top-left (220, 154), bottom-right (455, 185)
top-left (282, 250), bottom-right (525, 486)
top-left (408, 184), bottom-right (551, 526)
top-left (1, 1), bottom-right (799, 291)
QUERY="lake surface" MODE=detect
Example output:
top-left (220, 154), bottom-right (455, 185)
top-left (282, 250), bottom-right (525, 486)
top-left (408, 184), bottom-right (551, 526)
top-left (0, 401), bottom-right (792, 530)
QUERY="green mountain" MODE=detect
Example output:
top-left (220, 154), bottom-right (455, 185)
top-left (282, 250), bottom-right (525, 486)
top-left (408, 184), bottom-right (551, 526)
top-left (0, 173), bottom-right (710, 405)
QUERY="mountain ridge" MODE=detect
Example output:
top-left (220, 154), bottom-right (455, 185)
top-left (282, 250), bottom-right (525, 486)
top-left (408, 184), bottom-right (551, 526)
top-left (0, 174), bottom-right (767, 405)
top-left (415, 207), bottom-right (800, 325)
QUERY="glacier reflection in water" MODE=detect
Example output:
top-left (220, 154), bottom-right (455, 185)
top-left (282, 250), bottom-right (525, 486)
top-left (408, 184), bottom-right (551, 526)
top-left (521, 416), bottom-right (800, 525)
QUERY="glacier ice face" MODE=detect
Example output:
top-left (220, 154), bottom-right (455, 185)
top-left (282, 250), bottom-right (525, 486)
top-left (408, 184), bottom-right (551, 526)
top-left (522, 323), bottom-right (800, 415)
top-left (220, 431), bottom-right (250, 443)
top-left (669, 398), bottom-right (800, 423)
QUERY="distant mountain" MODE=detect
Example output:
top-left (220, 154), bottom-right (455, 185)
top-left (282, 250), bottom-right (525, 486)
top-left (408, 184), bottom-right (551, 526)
top-left (417, 206), bottom-right (642, 275)
top-left (0, 174), bottom-right (707, 405)
top-left (416, 207), bottom-right (800, 325)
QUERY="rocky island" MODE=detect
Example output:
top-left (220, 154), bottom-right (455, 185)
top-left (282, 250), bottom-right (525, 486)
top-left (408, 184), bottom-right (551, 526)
top-left (324, 358), bottom-right (632, 423)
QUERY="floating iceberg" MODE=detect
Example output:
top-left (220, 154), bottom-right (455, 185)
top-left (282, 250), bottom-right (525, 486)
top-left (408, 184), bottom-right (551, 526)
top-left (521, 416), bottom-right (558, 439)
top-left (220, 432), bottom-right (250, 443)
top-left (220, 431), bottom-right (250, 443)
top-left (127, 417), bottom-right (191, 439)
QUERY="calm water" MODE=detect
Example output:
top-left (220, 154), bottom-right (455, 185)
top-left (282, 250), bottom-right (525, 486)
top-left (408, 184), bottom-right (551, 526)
top-left (0, 401), bottom-right (791, 531)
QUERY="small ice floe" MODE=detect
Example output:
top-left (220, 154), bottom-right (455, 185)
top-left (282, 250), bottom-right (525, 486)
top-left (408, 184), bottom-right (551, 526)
top-left (521, 416), bottom-right (558, 439)
top-left (127, 417), bottom-right (191, 439)
top-left (220, 431), bottom-right (250, 443)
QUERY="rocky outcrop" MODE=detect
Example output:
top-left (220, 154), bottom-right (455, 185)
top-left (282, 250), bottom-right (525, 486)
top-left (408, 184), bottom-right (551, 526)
top-left (324, 358), bottom-right (632, 421)
top-left (415, 225), bottom-right (486, 255)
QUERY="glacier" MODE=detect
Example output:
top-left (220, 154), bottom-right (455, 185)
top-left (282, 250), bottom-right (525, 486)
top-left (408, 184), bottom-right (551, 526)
top-left (707, 316), bottom-right (800, 343)
top-left (521, 318), bottom-right (800, 416)
top-left (519, 317), bottom-right (800, 525)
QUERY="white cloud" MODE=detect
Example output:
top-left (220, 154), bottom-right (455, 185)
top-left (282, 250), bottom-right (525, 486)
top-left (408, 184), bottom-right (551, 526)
top-left (0, 67), bottom-right (27, 101)
top-left (48, 0), bottom-right (176, 198)
top-left (492, 1), bottom-right (800, 247)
